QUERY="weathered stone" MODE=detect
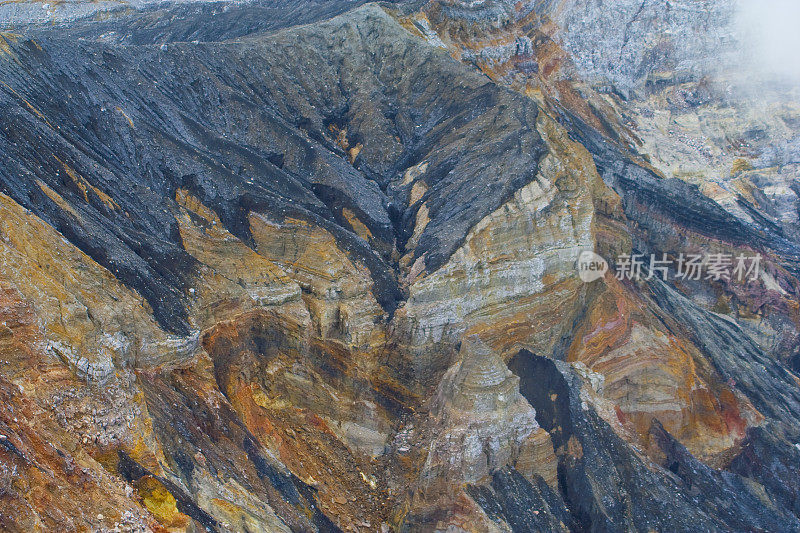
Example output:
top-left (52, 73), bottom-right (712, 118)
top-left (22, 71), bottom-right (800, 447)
top-left (1, 0), bottom-right (799, 531)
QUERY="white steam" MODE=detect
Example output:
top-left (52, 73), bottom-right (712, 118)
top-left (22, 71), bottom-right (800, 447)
top-left (736, 0), bottom-right (800, 83)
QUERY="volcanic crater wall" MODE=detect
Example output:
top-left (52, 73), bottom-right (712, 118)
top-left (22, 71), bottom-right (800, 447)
top-left (0, 1), bottom-right (800, 532)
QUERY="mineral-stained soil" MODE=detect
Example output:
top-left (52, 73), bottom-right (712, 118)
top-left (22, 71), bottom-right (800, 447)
top-left (1, 0), bottom-right (800, 531)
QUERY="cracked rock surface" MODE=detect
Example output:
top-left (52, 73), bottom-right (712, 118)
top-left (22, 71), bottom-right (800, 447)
top-left (1, 0), bottom-right (800, 531)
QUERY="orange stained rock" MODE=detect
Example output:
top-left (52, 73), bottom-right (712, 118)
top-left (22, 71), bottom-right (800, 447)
top-left (569, 276), bottom-right (760, 460)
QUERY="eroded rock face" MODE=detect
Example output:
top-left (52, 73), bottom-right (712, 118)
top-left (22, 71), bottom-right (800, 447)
top-left (391, 336), bottom-right (546, 529)
top-left (394, 112), bottom-right (611, 358)
top-left (1, 0), bottom-right (800, 532)
top-left (422, 336), bottom-right (538, 485)
top-left (507, 352), bottom-right (800, 532)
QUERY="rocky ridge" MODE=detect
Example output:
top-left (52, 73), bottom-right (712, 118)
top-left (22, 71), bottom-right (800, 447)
top-left (0, 0), bottom-right (799, 531)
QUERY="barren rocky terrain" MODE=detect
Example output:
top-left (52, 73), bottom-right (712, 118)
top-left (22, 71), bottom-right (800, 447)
top-left (1, 0), bottom-right (800, 531)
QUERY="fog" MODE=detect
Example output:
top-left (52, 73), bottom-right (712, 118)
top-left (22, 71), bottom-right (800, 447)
top-left (736, 0), bottom-right (800, 83)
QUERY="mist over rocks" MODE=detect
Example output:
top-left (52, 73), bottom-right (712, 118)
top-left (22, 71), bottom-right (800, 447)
top-left (0, 0), bottom-right (799, 531)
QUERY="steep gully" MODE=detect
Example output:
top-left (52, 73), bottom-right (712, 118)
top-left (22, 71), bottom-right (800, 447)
top-left (1, 0), bottom-right (800, 531)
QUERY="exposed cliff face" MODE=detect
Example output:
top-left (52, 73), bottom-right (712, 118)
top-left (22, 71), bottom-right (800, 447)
top-left (422, 337), bottom-right (539, 485)
top-left (1, 0), bottom-right (800, 531)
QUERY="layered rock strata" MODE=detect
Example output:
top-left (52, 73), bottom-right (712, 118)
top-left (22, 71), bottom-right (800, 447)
top-left (0, 0), bottom-right (799, 531)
